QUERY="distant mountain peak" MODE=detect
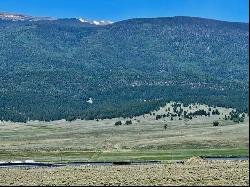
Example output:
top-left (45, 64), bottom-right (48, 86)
top-left (0, 12), bottom-right (55, 21)
top-left (78, 18), bottom-right (88, 23)
top-left (0, 12), bottom-right (114, 25)
top-left (78, 17), bottom-right (113, 25)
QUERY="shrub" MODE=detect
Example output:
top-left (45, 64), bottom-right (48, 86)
top-left (239, 117), bottom-right (244, 123)
top-left (114, 121), bottom-right (122, 126)
top-left (212, 109), bottom-right (220, 115)
top-left (125, 120), bottom-right (132, 125)
top-left (156, 115), bottom-right (162, 120)
top-left (213, 121), bottom-right (219, 126)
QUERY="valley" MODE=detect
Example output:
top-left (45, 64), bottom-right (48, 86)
top-left (0, 11), bottom-right (248, 186)
top-left (0, 102), bottom-right (248, 162)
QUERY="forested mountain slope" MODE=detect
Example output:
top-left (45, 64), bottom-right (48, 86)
top-left (0, 15), bottom-right (248, 122)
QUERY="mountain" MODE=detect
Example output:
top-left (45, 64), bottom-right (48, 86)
top-left (0, 14), bottom-right (248, 122)
top-left (0, 12), bottom-right (55, 21)
top-left (78, 18), bottom-right (113, 25)
top-left (0, 12), bottom-right (113, 26)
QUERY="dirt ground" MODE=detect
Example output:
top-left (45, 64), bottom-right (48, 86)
top-left (0, 158), bottom-right (248, 186)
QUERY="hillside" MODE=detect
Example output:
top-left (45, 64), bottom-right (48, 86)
top-left (0, 15), bottom-right (248, 122)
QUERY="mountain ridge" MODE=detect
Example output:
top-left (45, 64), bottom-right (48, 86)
top-left (1, 12), bottom-right (249, 24)
top-left (0, 13), bottom-right (248, 122)
top-left (0, 12), bottom-right (55, 21)
top-left (0, 12), bottom-right (114, 25)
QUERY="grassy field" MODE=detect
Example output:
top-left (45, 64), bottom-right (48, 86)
top-left (0, 102), bottom-right (248, 162)
top-left (0, 159), bottom-right (248, 186)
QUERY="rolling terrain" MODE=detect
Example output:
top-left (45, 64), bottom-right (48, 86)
top-left (0, 103), bottom-right (248, 186)
top-left (0, 102), bottom-right (248, 162)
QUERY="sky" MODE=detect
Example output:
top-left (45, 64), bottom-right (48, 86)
top-left (0, 0), bottom-right (249, 22)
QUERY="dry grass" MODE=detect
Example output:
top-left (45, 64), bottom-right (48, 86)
top-left (0, 102), bottom-right (248, 185)
top-left (0, 103), bottom-right (248, 162)
top-left (0, 159), bottom-right (248, 186)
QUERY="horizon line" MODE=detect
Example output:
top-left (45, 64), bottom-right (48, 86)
top-left (0, 11), bottom-right (249, 24)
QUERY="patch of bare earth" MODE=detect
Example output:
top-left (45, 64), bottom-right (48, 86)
top-left (0, 160), bottom-right (248, 186)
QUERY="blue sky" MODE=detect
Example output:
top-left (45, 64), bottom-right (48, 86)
top-left (0, 0), bottom-right (248, 22)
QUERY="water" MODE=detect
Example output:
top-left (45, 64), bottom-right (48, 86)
top-left (0, 158), bottom-right (248, 168)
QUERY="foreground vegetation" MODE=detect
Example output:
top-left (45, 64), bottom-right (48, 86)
top-left (0, 158), bottom-right (248, 186)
